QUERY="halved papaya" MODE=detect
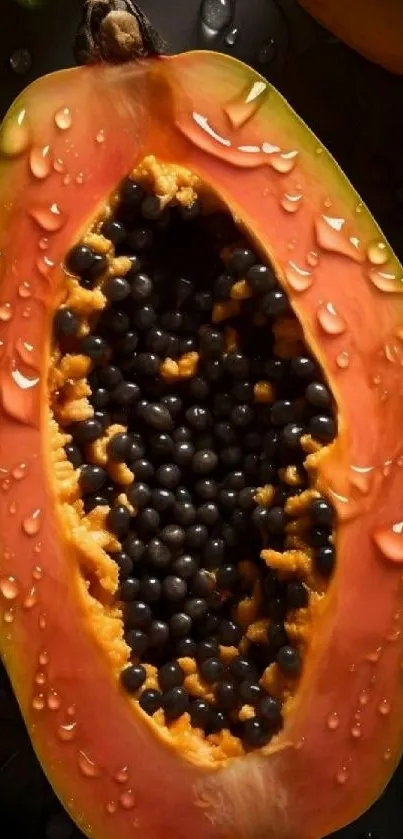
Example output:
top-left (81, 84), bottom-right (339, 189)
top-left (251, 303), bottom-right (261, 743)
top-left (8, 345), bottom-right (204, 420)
top-left (1, 4), bottom-right (403, 839)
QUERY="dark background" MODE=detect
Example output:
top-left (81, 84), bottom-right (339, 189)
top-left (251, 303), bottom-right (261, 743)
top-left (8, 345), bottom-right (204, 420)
top-left (0, 1), bottom-right (402, 838)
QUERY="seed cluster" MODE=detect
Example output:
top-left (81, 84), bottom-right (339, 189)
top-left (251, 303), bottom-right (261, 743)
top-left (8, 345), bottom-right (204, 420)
top-left (54, 174), bottom-right (337, 751)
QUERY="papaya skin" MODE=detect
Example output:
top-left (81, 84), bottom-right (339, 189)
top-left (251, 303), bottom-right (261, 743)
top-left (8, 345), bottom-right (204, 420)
top-left (298, 0), bottom-right (403, 75)
top-left (1, 50), bottom-right (403, 839)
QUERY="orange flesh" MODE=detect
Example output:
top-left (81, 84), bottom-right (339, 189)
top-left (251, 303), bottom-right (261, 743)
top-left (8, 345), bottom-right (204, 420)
top-left (0, 51), bottom-right (402, 839)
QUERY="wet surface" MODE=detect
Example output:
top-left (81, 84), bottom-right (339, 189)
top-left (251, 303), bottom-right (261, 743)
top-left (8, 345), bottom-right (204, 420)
top-left (0, 0), bottom-right (402, 837)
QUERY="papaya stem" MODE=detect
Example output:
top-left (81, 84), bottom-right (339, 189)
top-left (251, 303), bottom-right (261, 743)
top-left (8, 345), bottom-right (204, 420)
top-left (75, 0), bottom-right (166, 65)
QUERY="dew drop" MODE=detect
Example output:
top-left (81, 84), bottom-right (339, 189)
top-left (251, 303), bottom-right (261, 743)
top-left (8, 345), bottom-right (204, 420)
top-left (78, 750), bottom-right (101, 778)
top-left (29, 145), bottom-right (51, 179)
top-left (336, 766), bottom-right (349, 785)
top-left (29, 202), bottom-right (65, 233)
top-left (22, 509), bottom-right (42, 537)
top-left (23, 586), bottom-right (38, 609)
top-left (367, 240), bottom-right (389, 266)
top-left (317, 301), bottom-right (346, 336)
top-left (9, 48), bottom-right (32, 76)
top-left (373, 521), bottom-right (403, 563)
top-left (369, 267), bottom-right (402, 293)
top-left (281, 192), bottom-right (303, 214)
top-left (224, 27), bottom-right (238, 46)
top-left (114, 765), bottom-right (129, 784)
top-left (18, 282), bottom-right (32, 299)
top-left (57, 720), bottom-right (77, 742)
top-left (327, 711), bottom-right (340, 730)
top-left (285, 261), bottom-right (312, 293)
top-left (378, 699), bottom-right (391, 715)
top-left (336, 350), bottom-right (350, 369)
top-left (351, 724), bottom-right (362, 739)
top-left (0, 576), bottom-right (19, 600)
top-left (33, 565), bottom-right (44, 581)
top-left (315, 215), bottom-right (363, 262)
top-left (47, 690), bottom-right (61, 711)
top-left (0, 108), bottom-right (31, 157)
top-left (38, 650), bottom-right (49, 666)
top-left (0, 303), bottom-right (13, 322)
top-left (35, 670), bottom-right (47, 686)
top-left (306, 250), bottom-right (319, 268)
top-left (3, 607), bottom-right (15, 624)
top-left (256, 39), bottom-right (277, 66)
top-left (96, 129), bottom-right (105, 144)
top-left (32, 693), bottom-right (45, 711)
top-left (359, 689), bottom-right (370, 706)
top-left (119, 789), bottom-right (136, 810)
top-left (200, 0), bottom-right (234, 33)
top-left (55, 107), bottom-right (72, 131)
top-left (106, 801), bottom-right (117, 815)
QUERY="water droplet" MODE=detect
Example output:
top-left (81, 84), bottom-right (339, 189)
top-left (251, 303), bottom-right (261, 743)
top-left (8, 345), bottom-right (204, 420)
top-left (63, 174), bottom-right (71, 187)
top-left (351, 724), bottom-right (362, 739)
top-left (38, 650), bottom-right (49, 666)
top-left (359, 689), bottom-right (370, 706)
top-left (327, 711), bottom-right (340, 730)
top-left (384, 748), bottom-right (392, 762)
top-left (67, 704), bottom-right (76, 717)
top-left (0, 108), bottom-right (31, 157)
top-left (200, 0), bottom-right (234, 33)
top-left (53, 158), bottom-right (65, 173)
top-left (30, 202), bottom-right (64, 233)
top-left (306, 250), bottom-right (319, 268)
top-left (256, 39), bottom-right (277, 66)
top-left (18, 282), bottom-right (32, 299)
top-left (32, 693), bottom-right (45, 711)
top-left (96, 129), bottom-right (105, 144)
top-left (367, 646), bottom-right (382, 663)
top-left (224, 27), bottom-right (238, 46)
top-left (336, 351), bottom-right (350, 369)
top-left (1, 479), bottom-right (10, 492)
top-left (336, 766), bottom-right (349, 785)
top-left (285, 261), bottom-right (312, 293)
top-left (270, 150), bottom-right (298, 174)
top-left (114, 765), bottom-right (129, 783)
top-left (55, 108), bottom-right (72, 131)
top-left (378, 699), bottom-right (391, 715)
top-left (38, 612), bottom-right (47, 630)
top-left (12, 463), bottom-right (27, 480)
top-left (281, 192), bottom-right (303, 214)
top-left (23, 586), bottom-right (37, 609)
top-left (29, 145), bottom-right (51, 179)
top-left (223, 81), bottom-right (267, 129)
top-left (119, 789), bottom-right (136, 810)
top-left (373, 521), bottom-right (403, 563)
top-left (37, 254), bottom-right (55, 277)
top-left (9, 501), bottom-right (17, 515)
top-left (33, 565), bottom-right (44, 581)
top-left (57, 720), bottom-right (77, 742)
top-left (9, 47), bottom-right (32, 76)
top-left (367, 240), bottom-right (389, 266)
top-left (22, 305), bottom-right (32, 319)
top-left (369, 267), bottom-right (402, 293)
top-left (78, 750), bottom-right (101, 778)
top-left (35, 670), bottom-right (47, 686)
top-left (47, 690), bottom-right (61, 711)
top-left (386, 627), bottom-right (401, 642)
top-left (317, 301), bottom-right (346, 336)
top-left (3, 607), bottom-right (15, 624)
top-left (315, 215), bottom-right (363, 262)
top-left (39, 237), bottom-right (49, 250)
top-left (0, 303), bottom-right (13, 322)
top-left (106, 801), bottom-right (117, 815)
top-left (0, 576), bottom-right (19, 600)
top-left (76, 172), bottom-right (85, 185)
top-left (34, 541), bottom-right (42, 555)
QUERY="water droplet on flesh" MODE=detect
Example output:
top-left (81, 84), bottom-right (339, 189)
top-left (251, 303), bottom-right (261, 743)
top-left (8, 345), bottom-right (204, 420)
top-left (58, 720), bottom-right (77, 741)
top-left (29, 145), bottom-right (51, 179)
top-left (327, 711), bottom-right (340, 730)
top-left (63, 174), bottom-right (71, 187)
top-left (12, 463), bottom-right (27, 480)
top-left (378, 699), bottom-right (391, 715)
top-left (281, 192), bottom-right (303, 214)
top-left (9, 48), bottom-right (32, 76)
top-left (336, 351), bottom-right (350, 369)
top-left (32, 693), bottom-right (45, 711)
top-left (34, 542), bottom-right (42, 555)
top-left (53, 158), bottom-right (65, 173)
top-left (367, 646), bottom-right (382, 663)
top-left (374, 521), bottom-right (403, 563)
top-left (270, 150), bottom-right (298, 174)
top-left (78, 750), bottom-right (101, 778)
top-left (38, 650), bottom-right (49, 666)
top-left (285, 261), bottom-right (312, 293)
top-left (23, 586), bottom-right (38, 609)
top-left (351, 724), bottom-right (362, 739)
top-left (9, 501), bottom-right (17, 515)
top-left (96, 129), bottom-right (105, 144)
top-left (317, 301), bottom-right (346, 336)
top-left (369, 268), bottom-right (402, 293)
top-left (384, 748), bottom-right (392, 761)
top-left (336, 766), bottom-right (349, 785)
top-left (0, 303), bottom-right (13, 322)
top-left (386, 627), bottom-right (401, 642)
top-left (315, 215), bottom-right (363, 262)
top-left (223, 81), bottom-right (267, 129)
top-left (200, 0), bottom-right (234, 33)
top-left (37, 254), bottom-right (55, 277)
top-left (76, 172), bottom-right (85, 185)
top-left (114, 766), bottom-right (129, 784)
top-left (22, 305), bottom-right (32, 319)
top-left (35, 670), bottom-right (47, 686)
top-left (23, 508), bottom-right (42, 536)
top-left (47, 690), bottom-right (61, 711)
top-left (38, 612), bottom-right (47, 630)
top-left (33, 565), bottom-right (44, 581)
top-left (3, 607), bottom-right (15, 624)
top-left (0, 108), bottom-right (31, 157)
top-left (106, 801), bottom-right (117, 815)
top-left (359, 689), bottom-right (370, 706)
top-left (224, 27), bottom-right (238, 46)
top-left (367, 240), bottom-right (389, 266)
top-left (119, 789), bottom-right (136, 810)
top-left (18, 282), bottom-right (32, 299)
top-left (30, 202), bottom-right (64, 233)
top-left (256, 39), bottom-right (277, 66)
top-left (306, 250), bottom-right (319, 268)
top-left (0, 577), bottom-right (19, 600)
top-left (55, 108), bottom-right (72, 131)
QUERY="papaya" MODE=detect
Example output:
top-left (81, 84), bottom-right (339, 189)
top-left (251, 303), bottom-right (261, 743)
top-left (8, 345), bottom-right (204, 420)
top-left (1, 3), bottom-right (403, 839)
top-left (298, 0), bottom-right (403, 75)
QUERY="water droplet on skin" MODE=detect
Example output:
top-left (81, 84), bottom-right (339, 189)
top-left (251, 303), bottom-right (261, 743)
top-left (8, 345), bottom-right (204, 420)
top-left (32, 694), bottom-right (45, 711)
top-left (38, 650), bottom-right (49, 666)
top-left (224, 27), bottom-right (238, 46)
top-left (281, 192), bottom-right (303, 214)
top-left (369, 267), bottom-right (402, 293)
top-left (256, 39), bottom-right (277, 66)
top-left (0, 576), bottom-right (19, 600)
top-left (35, 670), bottom-right (47, 686)
top-left (57, 720), bottom-right (77, 741)
top-left (30, 202), bottom-right (64, 233)
top-left (55, 107), bottom-right (72, 131)
top-left (0, 303), bottom-right (13, 322)
top-left (336, 351), bottom-right (350, 369)
top-left (306, 250), bottom-right (319, 268)
top-left (9, 47), bottom-right (32, 76)
top-left (373, 521), bottom-right (403, 563)
top-left (18, 282), bottom-right (32, 299)
top-left (317, 301), bottom-right (346, 336)
top-left (285, 261), bottom-right (312, 293)
top-left (3, 607), bottom-right (15, 624)
top-left (78, 750), bottom-right (101, 778)
top-left (0, 108), bottom-right (31, 157)
top-left (119, 789), bottom-right (136, 810)
top-left (359, 689), bottom-right (370, 706)
top-left (351, 724), bottom-right (362, 739)
top-left (23, 586), bottom-right (37, 609)
top-left (336, 766), bottom-right (349, 785)
top-left (200, 0), bottom-right (234, 33)
top-left (29, 145), bottom-right (51, 179)
top-left (47, 690), bottom-right (61, 711)
top-left (33, 565), bottom-right (43, 581)
top-left (378, 699), bottom-right (391, 715)
top-left (315, 215), bottom-right (363, 262)
top-left (327, 711), bottom-right (340, 730)
top-left (367, 240), bottom-right (389, 266)
top-left (38, 612), bottom-right (47, 630)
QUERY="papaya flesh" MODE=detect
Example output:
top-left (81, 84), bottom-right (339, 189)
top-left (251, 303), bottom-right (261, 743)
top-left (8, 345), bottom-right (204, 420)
top-left (298, 0), bottom-right (403, 75)
top-left (0, 48), bottom-right (403, 839)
